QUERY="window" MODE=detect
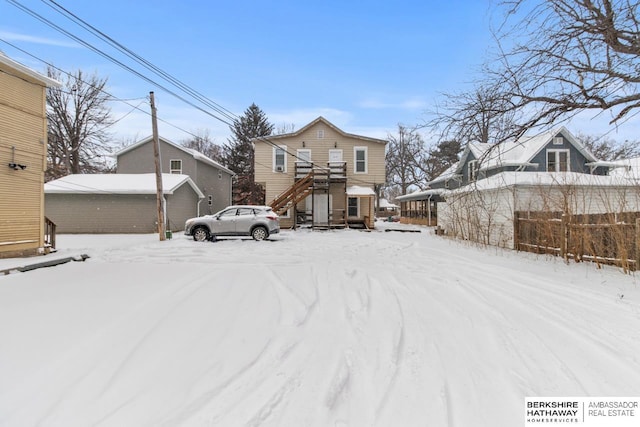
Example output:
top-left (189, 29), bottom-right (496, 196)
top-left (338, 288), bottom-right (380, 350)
top-left (273, 145), bottom-right (287, 172)
top-left (348, 197), bottom-right (359, 217)
top-left (468, 160), bottom-right (478, 181)
top-left (354, 147), bottom-right (367, 173)
top-left (553, 136), bottom-right (564, 145)
top-left (170, 159), bottom-right (182, 174)
top-left (317, 129), bottom-right (325, 139)
top-left (547, 149), bottom-right (570, 172)
top-left (237, 208), bottom-right (255, 216)
top-left (220, 208), bottom-right (237, 217)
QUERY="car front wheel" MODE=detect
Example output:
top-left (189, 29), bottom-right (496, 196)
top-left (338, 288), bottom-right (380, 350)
top-left (192, 226), bottom-right (210, 242)
top-left (251, 226), bottom-right (268, 241)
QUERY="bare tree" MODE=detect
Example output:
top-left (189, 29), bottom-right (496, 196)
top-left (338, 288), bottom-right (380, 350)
top-left (385, 124), bottom-right (428, 195)
top-left (574, 132), bottom-right (640, 160)
top-left (181, 129), bottom-right (224, 163)
top-left (488, 0), bottom-right (640, 134)
top-left (275, 122), bottom-right (296, 135)
top-left (46, 67), bottom-right (114, 180)
top-left (427, 85), bottom-right (518, 145)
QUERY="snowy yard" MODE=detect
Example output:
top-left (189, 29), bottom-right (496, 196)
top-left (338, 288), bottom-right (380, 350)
top-left (1, 223), bottom-right (639, 427)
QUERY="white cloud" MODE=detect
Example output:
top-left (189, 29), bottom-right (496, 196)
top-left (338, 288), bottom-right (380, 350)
top-left (0, 31), bottom-right (79, 48)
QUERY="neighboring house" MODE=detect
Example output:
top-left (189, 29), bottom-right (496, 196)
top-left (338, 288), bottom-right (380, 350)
top-left (0, 53), bottom-right (60, 258)
top-left (254, 117), bottom-right (386, 229)
top-left (398, 127), bottom-right (616, 226)
top-left (377, 198), bottom-right (400, 218)
top-left (427, 127), bottom-right (638, 247)
top-left (45, 173), bottom-right (204, 233)
top-left (115, 136), bottom-right (234, 215)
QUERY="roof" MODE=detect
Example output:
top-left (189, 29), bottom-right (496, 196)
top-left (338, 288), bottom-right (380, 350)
top-left (396, 188), bottom-right (446, 201)
top-left (446, 171), bottom-right (638, 194)
top-left (379, 198), bottom-right (399, 209)
top-left (606, 157), bottom-right (640, 178)
top-left (346, 186), bottom-right (376, 196)
top-left (254, 116), bottom-right (387, 145)
top-left (44, 173), bottom-right (205, 198)
top-left (114, 136), bottom-right (235, 176)
top-left (0, 53), bottom-right (61, 87)
top-left (430, 127), bottom-right (599, 185)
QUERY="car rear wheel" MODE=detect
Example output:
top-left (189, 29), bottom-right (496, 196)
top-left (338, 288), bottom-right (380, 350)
top-left (251, 226), bottom-right (268, 241)
top-left (192, 226), bottom-right (210, 242)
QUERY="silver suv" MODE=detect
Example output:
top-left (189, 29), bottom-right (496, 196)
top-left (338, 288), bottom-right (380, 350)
top-left (184, 205), bottom-right (280, 242)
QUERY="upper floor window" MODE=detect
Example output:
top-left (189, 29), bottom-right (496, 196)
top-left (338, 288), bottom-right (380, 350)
top-left (553, 136), bottom-right (564, 145)
top-left (468, 160), bottom-right (479, 182)
top-left (170, 159), bottom-right (182, 174)
top-left (317, 129), bottom-right (325, 139)
top-left (547, 149), bottom-right (570, 172)
top-left (273, 145), bottom-right (287, 172)
top-left (354, 147), bottom-right (367, 174)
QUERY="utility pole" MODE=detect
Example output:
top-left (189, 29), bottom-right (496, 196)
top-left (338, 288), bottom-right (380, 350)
top-left (150, 91), bottom-right (166, 241)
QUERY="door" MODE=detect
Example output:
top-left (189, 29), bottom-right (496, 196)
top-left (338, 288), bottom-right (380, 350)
top-left (214, 207), bottom-right (238, 235)
top-left (329, 149), bottom-right (343, 163)
top-left (296, 149), bottom-right (312, 177)
top-left (313, 194), bottom-right (332, 225)
top-left (328, 149), bottom-right (344, 177)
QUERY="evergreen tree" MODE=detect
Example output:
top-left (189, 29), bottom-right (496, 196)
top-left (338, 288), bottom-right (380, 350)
top-left (223, 103), bottom-right (274, 205)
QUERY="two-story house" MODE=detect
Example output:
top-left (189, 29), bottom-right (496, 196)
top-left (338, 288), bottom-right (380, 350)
top-left (254, 117), bottom-right (386, 229)
top-left (398, 126), bottom-right (616, 225)
top-left (115, 136), bottom-right (235, 215)
top-left (0, 53), bottom-right (60, 258)
top-left (411, 127), bottom-right (638, 247)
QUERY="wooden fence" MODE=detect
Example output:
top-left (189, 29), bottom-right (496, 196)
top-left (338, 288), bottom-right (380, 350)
top-left (514, 211), bottom-right (640, 272)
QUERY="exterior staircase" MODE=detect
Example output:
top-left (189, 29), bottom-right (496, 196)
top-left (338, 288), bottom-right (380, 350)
top-left (269, 171), bottom-right (314, 215)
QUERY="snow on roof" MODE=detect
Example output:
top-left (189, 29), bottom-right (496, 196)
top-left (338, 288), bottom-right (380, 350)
top-left (44, 173), bottom-right (204, 197)
top-left (396, 188), bottom-right (446, 201)
top-left (427, 162), bottom-right (460, 185)
top-left (433, 127), bottom-right (598, 184)
top-left (378, 198), bottom-right (399, 209)
top-left (346, 186), bottom-right (376, 196)
top-left (446, 171), bottom-right (638, 194)
top-left (607, 157), bottom-right (640, 178)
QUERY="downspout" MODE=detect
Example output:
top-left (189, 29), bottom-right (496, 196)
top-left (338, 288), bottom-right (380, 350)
top-left (197, 198), bottom-right (203, 217)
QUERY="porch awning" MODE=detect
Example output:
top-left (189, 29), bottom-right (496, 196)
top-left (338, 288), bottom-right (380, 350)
top-left (346, 186), bottom-right (376, 196)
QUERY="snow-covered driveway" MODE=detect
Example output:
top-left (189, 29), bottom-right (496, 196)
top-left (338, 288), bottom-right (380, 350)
top-left (1, 224), bottom-right (639, 426)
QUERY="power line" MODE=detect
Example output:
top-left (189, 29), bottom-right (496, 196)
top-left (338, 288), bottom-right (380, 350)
top-left (39, 0), bottom-right (238, 123)
top-left (5, 0), bottom-right (235, 127)
top-left (0, 38), bottom-right (215, 142)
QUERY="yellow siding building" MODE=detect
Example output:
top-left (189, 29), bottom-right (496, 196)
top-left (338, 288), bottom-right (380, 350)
top-left (255, 117), bottom-right (386, 229)
top-left (0, 54), bottom-right (60, 258)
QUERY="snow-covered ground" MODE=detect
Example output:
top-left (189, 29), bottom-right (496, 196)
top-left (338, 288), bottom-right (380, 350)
top-left (1, 222), bottom-right (639, 427)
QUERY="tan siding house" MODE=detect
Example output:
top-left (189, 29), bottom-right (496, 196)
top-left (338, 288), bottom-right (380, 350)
top-left (0, 54), bottom-right (60, 258)
top-left (255, 117), bottom-right (386, 229)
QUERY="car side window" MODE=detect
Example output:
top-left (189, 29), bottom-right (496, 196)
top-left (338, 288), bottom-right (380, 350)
top-left (237, 208), bottom-right (254, 216)
top-left (219, 209), bottom-right (237, 217)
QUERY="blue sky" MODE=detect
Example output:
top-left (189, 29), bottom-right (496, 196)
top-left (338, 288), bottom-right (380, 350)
top-left (1, 0), bottom-right (637, 146)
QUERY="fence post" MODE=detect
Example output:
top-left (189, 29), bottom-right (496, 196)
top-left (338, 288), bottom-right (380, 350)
top-left (513, 211), bottom-right (520, 251)
top-left (561, 213), bottom-right (568, 261)
top-left (635, 218), bottom-right (640, 271)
